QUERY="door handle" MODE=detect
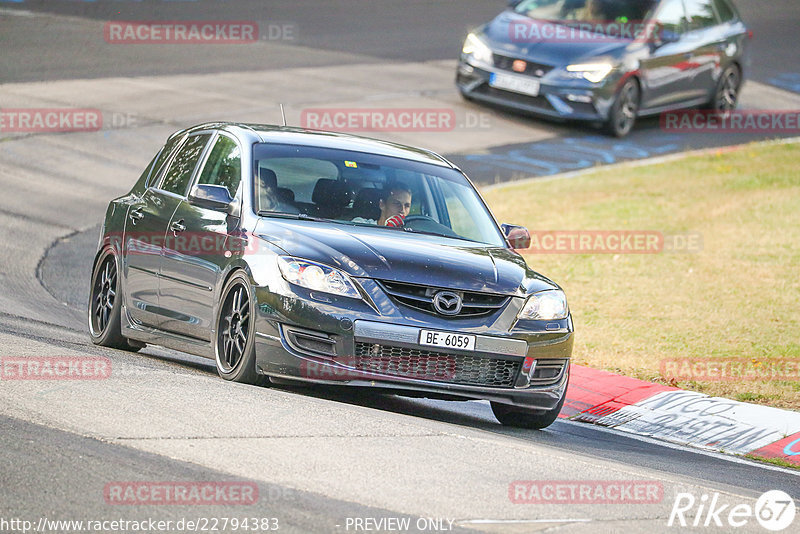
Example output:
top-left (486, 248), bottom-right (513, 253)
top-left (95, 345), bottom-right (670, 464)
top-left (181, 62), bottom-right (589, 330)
top-left (129, 208), bottom-right (144, 225)
top-left (171, 220), bottom-right (186, 233)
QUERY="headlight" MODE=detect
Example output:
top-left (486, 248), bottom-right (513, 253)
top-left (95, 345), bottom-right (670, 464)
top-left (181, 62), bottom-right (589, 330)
top-left (518, 290), bottom-right (569, 320)
top-left (462, 33), bottom-right (493, 65)
top-left (277, 256), bottom-right (361, 299)
top-left (565, 63), bottom-right (614, 83)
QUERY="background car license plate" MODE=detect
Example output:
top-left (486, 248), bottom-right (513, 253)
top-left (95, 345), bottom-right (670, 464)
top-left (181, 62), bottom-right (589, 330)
top-left (490, 72), bottom-right (540, 96)
top-left (419, 330), bottom-right (476, 351)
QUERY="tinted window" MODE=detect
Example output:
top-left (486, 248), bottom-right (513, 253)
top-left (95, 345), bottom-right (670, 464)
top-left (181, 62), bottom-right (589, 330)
top-left (197, 135), bottom-right (242, 197)
top-left (685, 0), bottom-right (718, 30)
top-left (655, 0), bottom-right (688, 34)
top-left (160, 134), bottom-right (211, 196)
top-left (514, 0), bottom-right (658, 22)
top-left (712, 0), bottom-right (735, 22)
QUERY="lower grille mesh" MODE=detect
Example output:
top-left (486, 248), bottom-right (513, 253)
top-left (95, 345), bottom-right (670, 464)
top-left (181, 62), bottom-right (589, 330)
top-left (353, 342), bottom-right (519, 387)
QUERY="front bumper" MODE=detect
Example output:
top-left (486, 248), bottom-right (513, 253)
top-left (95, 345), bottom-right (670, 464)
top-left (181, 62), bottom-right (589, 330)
top-left (253, 279), bottom-right (573, 411)
top-left (456, 58), bottom-right (617, 122)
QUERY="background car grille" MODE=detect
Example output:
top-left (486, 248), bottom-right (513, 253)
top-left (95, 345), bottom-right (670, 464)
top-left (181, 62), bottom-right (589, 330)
top-left (493, 54), bottom-right (553, 77)
top-left (353, 342), bottom-right (519, 387)
top-left (378, 280), bottom-right (509, 317)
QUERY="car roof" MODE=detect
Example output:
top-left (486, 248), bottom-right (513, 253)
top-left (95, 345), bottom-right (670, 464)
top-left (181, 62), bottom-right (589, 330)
top-left (181, 122), bottom-right (453, 168)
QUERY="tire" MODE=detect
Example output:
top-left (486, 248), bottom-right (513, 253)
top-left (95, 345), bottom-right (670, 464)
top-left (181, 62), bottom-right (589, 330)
top-left (88, 249), bottom-right (143, 352)
top-left (711, 64), bottom-right (741, 114)
top-left (491, 392), bottom-right (566, 430)
top-left (604, 78), bottom-right (640, 138)
top-left (214, 272), bottom-right (269, 386)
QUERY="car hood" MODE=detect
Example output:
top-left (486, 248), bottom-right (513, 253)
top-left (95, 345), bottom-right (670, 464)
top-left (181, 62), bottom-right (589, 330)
top-left (481, 11), bottom-right (629, 66)
top-left (254, 219), bottom-right (557, 296)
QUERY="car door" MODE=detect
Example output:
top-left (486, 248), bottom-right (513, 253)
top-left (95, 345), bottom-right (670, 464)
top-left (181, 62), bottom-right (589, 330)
top-left (639, 0), bottom-right (697, 109)
top-left (159, 132), bottom-right (244, 341)
top-left (123, 132), bottom-right (212, 329)
top-left (122, 134), bottom-right (185, 328)
top-left (681, 0), bottom-right (726, 102)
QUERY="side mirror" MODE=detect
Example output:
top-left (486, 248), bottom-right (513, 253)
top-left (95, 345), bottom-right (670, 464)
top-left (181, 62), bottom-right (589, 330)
top-left (188, 184), bottom-right (235, 213)
top-left (653, 24), bottom-right (681, 48)
top-left (508, 0), bottom-right (523, 7)
top-left (501, 223), bottom-right (531, 250)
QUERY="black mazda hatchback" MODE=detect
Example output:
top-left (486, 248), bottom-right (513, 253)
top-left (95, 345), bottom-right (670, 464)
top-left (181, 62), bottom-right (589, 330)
top-left (457, 0), bottom-right (749, 136)
top-left (89, 123), bottom-right (573, 428)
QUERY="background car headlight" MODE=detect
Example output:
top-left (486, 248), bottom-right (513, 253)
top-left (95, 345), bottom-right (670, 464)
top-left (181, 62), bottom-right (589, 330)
top-left (462, 33), bottom-right (493, 65)
top-left (277, 256), bottom-right (361, 299)
top-left (518, 290), bottom-right (569, 320)
top-left (565, 63), bottom-right (614, 83)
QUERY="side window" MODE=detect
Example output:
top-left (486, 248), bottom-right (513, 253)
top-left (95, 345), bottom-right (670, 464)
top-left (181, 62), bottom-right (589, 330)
top-left (712, 0), bottom-right (735, 22)
top-left (655, 0), bottom-right (688, 35)
top-left (159, 134), bottom-right (211, 196)
top-left (685, 0), bottom-right (718, 30)
top-left (148, 134), bottom-right (184, 187)
top-left (196, 135), bottom-right (242, 197)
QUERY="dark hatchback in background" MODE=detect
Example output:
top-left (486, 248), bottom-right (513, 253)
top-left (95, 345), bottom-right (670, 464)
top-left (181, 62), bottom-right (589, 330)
top-left (89, 123), bottom-right (573, 429)
top-left (457, 0), bottom-right (749, 136)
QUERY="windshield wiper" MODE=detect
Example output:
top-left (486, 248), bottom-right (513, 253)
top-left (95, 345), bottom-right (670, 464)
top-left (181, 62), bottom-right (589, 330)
top-left (257, 211), bottom-right (325, 222)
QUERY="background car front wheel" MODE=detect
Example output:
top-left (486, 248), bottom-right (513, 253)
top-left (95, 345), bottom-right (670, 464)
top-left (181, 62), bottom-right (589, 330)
top-left (88, 250), bottom-right (143, 352)
top-left (214, 272), bottom-right (269, 386)
top-left (712, 65), bottom-right (741, 114)
top-left (490, 393), bottom-right (566, 430)
top-left (604, 78), bottom-right (640, 138)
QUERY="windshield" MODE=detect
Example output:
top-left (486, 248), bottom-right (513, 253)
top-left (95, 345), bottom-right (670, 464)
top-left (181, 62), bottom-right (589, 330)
top-left (253, 143), bottom-right (506, 247)
top-left (513, 0), bottom-right (657, 23)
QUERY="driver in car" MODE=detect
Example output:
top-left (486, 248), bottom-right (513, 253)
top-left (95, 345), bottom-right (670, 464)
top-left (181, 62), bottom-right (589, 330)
top-left (353, 182), bottom-right (412, 227)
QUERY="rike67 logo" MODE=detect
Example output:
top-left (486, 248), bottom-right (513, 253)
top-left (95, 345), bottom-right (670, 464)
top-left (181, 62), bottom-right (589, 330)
top-left (669, 490), bottom-right (796, 531)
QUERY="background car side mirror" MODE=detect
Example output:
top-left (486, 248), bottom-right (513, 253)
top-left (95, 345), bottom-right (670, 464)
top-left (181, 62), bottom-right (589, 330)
top-left (653, 24), bottom-right (682, 48)
top-left (501, 223), bottom-right (531, 250)
top-left (188, 184), bottom-right (236, 214)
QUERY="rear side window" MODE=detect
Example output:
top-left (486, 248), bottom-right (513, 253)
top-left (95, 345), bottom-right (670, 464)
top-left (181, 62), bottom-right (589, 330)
top-left (148, 134), bottom-right (184, 187)
top-left (685, 0), bottom-right (718, 30)
top-left (160, 134), bottom-right (211, 196)
top-left (197, 135), bottom-right (242, 198)
top-left (712, 0), bottom-right (735, 22)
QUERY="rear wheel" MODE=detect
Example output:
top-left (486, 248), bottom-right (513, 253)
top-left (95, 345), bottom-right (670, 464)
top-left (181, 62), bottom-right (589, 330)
top-left (491, 393), bottom-right (566, 430)
top-left (214, 272), bottom-right (269, 386)
top-left (604, 78), bottom-right (640, 138)
top-left (88, 250), bottom-right (143, 352)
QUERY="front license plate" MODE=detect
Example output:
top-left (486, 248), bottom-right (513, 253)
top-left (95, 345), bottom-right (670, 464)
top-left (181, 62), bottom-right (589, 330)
top-left (489, 72), bottom-right (540, 96)
top-left (419, 330), bottom-right (476, 351)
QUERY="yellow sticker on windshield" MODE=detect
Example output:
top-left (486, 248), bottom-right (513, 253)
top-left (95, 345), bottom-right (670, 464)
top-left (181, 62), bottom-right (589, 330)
top-left (344, 161), bottom-right (358, 168)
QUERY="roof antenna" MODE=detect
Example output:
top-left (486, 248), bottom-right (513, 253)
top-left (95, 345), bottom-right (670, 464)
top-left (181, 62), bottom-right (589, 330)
top-left (279, 103), bottom-right (287, 127)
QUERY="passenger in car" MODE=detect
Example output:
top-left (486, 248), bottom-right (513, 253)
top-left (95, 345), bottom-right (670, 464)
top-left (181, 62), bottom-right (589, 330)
top-left (352, 181), bottom-right (412, 226)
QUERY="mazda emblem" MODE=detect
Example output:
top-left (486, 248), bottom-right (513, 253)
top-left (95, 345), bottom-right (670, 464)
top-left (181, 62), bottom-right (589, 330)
top-left (432, 291), bottom-right (463, 316)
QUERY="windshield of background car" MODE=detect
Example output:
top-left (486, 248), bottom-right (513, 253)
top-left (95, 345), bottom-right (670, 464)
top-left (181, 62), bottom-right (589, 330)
top-left (513, 0), bottom-right (658, 23)
top-left (253, 143), bottom-right (507, 247)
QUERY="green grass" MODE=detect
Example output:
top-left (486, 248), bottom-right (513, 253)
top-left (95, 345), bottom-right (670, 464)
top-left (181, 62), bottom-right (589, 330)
top-left (482, 141), bottom-right (800, 409)
top-left (742, 454), bottom-right (800, 470)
